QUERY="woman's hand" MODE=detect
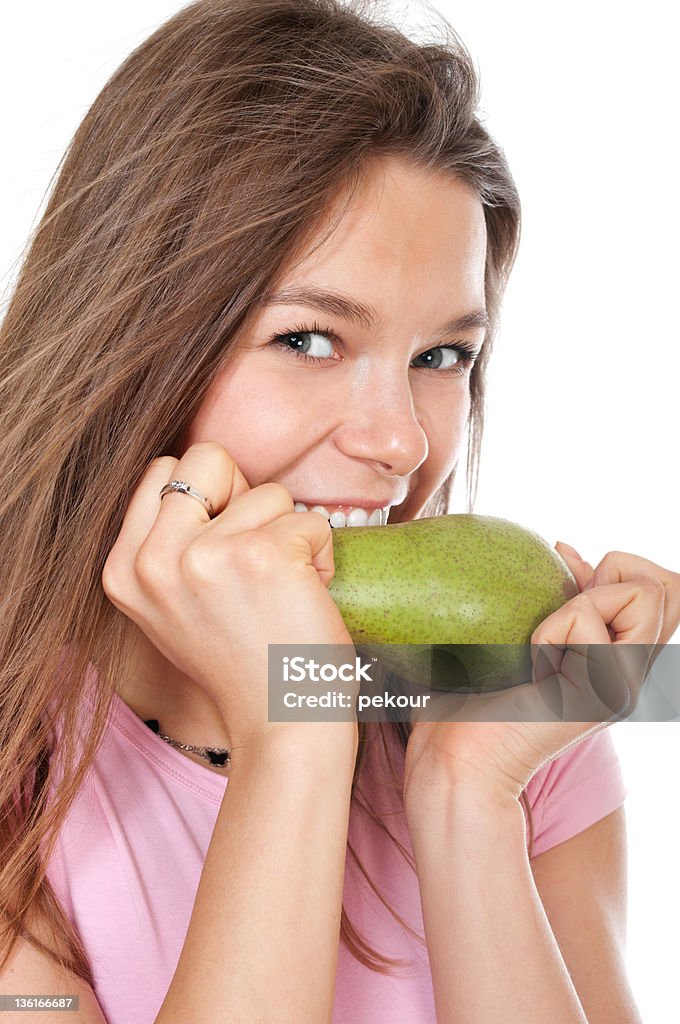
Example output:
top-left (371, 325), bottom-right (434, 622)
top-left (102, 441), bottom-right (358, 753)
top-left (403, 543), bottom-right (679, 817)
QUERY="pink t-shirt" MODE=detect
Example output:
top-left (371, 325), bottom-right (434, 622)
top-left (45, 672), bottom-right (628, 1024)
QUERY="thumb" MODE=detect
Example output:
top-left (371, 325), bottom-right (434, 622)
top-left (555, 540), bottom-right (595, 592)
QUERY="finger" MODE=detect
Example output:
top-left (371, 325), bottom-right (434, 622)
top-left (534, 581), bottom-right (664, 719)
top-left (104, 445), bottom-right (251, 602)
top-left (530, 640), bottom-right (569, 686)
top-left (156, 441), bottom-right (250, 531)
top-left (262, 511), bottom-right (336, 587)
top-left (211, 482), bottom-right (295, 536)
top-left (106, 456), bottom-right (180, 571)
top-left (109, 443), bottom-right (251, 588)
top-left (582, 550), bottom-right (679, 646)
top-left (584, 549), bottom-right (677, 591)
top-left (530, 590), bottom-right (611, 712)
top-left (535, 580), bottom-right (664, 645)
top-left (554, 541), bottom-right (595, 591)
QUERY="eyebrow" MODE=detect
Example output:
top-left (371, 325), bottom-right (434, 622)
top-left (261, 285), bottom-right (490, 338)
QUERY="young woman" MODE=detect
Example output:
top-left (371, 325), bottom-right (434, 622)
top-left (1, 1), bottom-right (677, 1021)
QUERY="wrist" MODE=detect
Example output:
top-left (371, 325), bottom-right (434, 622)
top-left (404, 768), bottom-right (523, 834)
top-left (405, 787), bottom-right (528, 866)
top-left (229, 721), bottom-right (359, 768)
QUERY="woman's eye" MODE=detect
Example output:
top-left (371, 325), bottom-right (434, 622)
top-left (283, 330), bottom-right (335, 360)
top-left (268, 323), bottom-right (341, 365)
top-left (412, 345), bottom-right (464, 371)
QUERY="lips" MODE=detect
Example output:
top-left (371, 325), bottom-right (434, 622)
top-left (291, 497), bottom-right (398, 510)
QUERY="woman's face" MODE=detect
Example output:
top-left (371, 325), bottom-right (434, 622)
top-left (181, 155), bottom-right (488, 525)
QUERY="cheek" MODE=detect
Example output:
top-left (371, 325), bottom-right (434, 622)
top-left (422, 386), bottom-right (470, 472)
top-left (180, 364), bottom-right (316, 481)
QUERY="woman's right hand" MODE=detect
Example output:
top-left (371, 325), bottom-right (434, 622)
top-left (101, 441), bottom-right (358, 753)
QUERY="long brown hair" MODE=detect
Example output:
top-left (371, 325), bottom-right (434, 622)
top-left (0, 0), bottom-right (526, 984)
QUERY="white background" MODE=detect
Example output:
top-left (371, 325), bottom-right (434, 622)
top-left (1, 2), bottom-right (677, 1020)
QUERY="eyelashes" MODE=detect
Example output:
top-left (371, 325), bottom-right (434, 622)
top-left (269, 321), bottom-right (342, 363)
top-left (267, 320), bottom-right (479, 376)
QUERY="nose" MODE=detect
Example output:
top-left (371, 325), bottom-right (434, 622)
top-left (332, 366), bottom-right (429, 478)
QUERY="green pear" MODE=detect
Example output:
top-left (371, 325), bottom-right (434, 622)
top-left (328, 514), bottom-right (578, 693)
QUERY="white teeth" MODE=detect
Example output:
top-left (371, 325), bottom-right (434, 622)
top-left (346, 507), bottom-right (369, 527)
top-left (293, 501), bottom-right (389, 527)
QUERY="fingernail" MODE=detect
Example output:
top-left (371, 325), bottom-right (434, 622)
top-left (556, 541), bottom-right (583, 561)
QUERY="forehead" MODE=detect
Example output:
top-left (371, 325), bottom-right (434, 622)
top-left (284, 155), bottom-right (485, 290)
top-left (268, 157), bottom-right (487, 315)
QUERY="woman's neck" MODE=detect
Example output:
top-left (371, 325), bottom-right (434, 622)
top-left (118, 626), bottom-right (233, 761)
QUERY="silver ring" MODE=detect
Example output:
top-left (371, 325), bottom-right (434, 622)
top-left (159, 479), bottom-right (215, 518)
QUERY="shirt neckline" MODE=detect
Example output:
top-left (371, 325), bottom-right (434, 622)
top-left (107, 686), bottom-right (229, 802)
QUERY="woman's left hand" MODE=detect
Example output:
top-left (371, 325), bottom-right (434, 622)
top-left (403, 544), bottom-right (680, 816)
